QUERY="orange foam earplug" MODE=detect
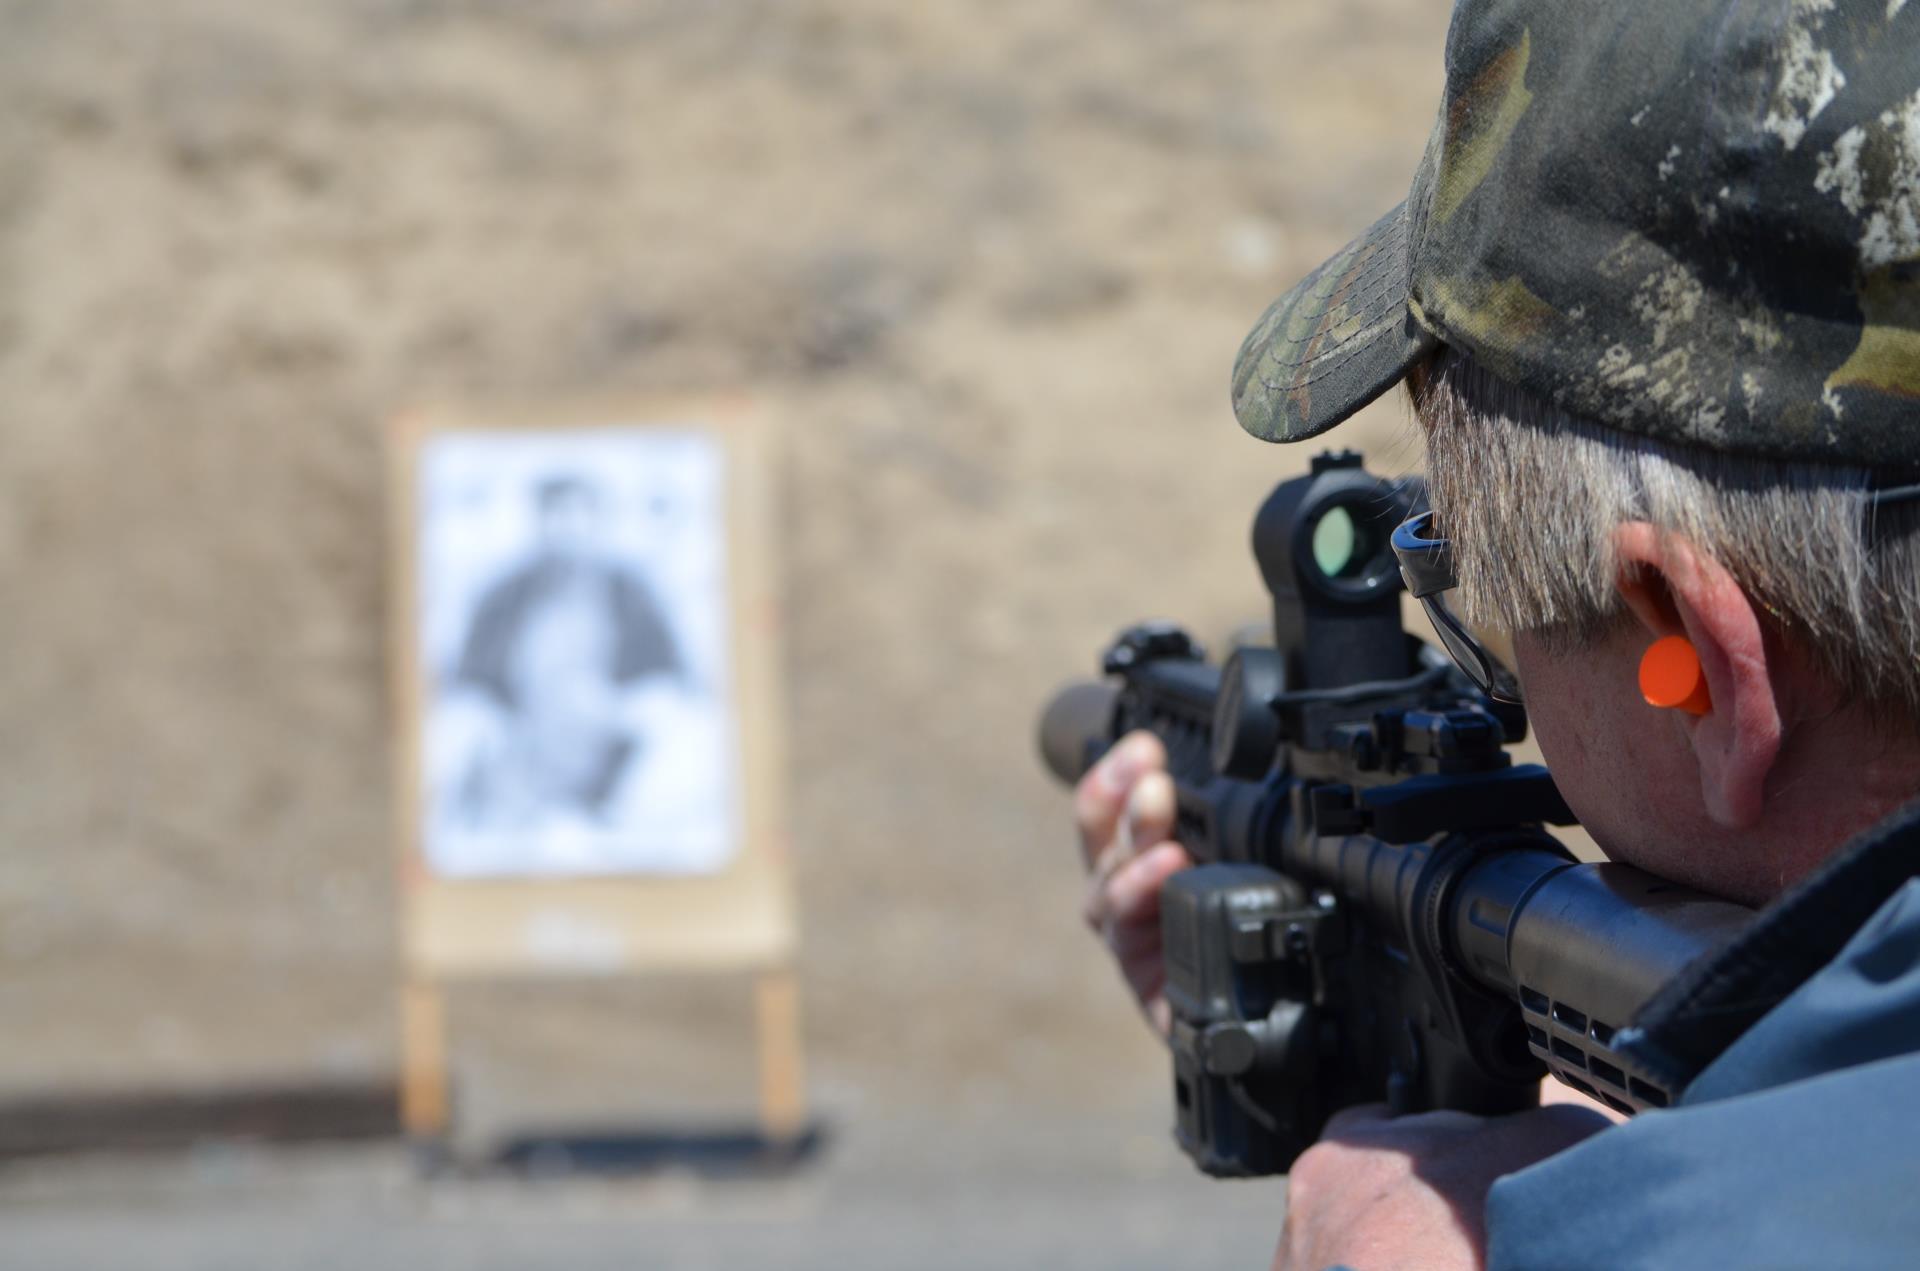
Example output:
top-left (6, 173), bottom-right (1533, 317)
top-left (1639, 635), bottom-right (1712, 715)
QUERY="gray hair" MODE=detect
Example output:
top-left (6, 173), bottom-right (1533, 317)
top-left (1413, 347), bottom-right (1920, 722)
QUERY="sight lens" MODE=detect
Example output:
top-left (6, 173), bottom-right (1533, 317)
top-left (1311, 506), bottom-right (1361, 579)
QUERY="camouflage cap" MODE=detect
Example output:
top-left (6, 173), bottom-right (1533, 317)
top-left (1233, 0), bottom-right (1920, 468)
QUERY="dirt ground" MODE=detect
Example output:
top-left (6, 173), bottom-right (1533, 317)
top-left (0, 0), bottom-right (1453, 1261)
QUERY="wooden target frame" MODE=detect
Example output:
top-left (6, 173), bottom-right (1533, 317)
top-left (385, 397), bottom-right (801, 1147)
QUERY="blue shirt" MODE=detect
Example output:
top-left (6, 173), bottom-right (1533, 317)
top-left (1487, 822), bottom-right (1920, 1269)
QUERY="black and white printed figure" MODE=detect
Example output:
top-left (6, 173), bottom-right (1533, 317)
top-left (419, 429), bottom-right (736, 877)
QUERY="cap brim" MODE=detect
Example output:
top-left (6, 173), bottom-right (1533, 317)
top-left (1231, 201), bottom-right (1438, 443)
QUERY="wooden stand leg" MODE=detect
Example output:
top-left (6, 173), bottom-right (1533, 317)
top-left (400, 977), bottom-right (451, 1140)
top-left (754, 968), bottom-right (806, 1144)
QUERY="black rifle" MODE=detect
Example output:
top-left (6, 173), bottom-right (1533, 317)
top-left (1038, 451), bottom-right (1754, 1177)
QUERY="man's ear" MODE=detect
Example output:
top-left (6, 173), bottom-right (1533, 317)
top-left (1612, 523), bottom-right (1783, 828)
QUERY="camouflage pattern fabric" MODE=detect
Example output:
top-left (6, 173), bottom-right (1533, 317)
top-left (1233, 0), bottom-right (1920, 469)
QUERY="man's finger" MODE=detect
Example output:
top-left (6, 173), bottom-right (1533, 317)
top-left (1074, 731), bottom-right (1166, 867)
top-left (1103, 841), bottom-right (1191, 924)
top-left (1121, 770), bottom-right (1177, 857)
top-left (1108, 908), bottom-right (1163, 964)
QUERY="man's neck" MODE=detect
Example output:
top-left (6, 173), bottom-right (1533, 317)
top-left (1751, 709), bottom-right (1920, 902)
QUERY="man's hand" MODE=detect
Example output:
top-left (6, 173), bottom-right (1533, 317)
top-left (1074, 730), bottom-right (1192, 1036)
top-left (1274, 1102), bottom-right (1613, 1271)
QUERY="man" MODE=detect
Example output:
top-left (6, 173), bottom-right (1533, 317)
top-left (1076, 0), bottom-right (1920, 1265)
